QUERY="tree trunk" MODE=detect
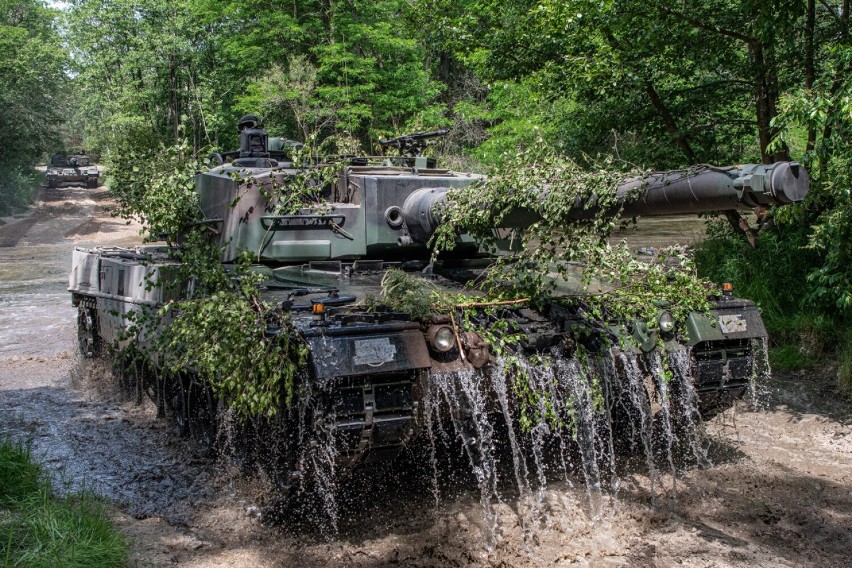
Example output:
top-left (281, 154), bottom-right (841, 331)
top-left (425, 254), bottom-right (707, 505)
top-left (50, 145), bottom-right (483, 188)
top-left (439, 52), bottom-right (451, 84)
top-left (765, 44), bottom-right (789, 162)
top-left (750, 42), bottom-right (771, 163)
top-left (805, 0), bottom-right (816, 152)
top-left (644, 80), bottom-right (697, 162)
top-left (750, 41), bottom-right (788, 163)
top-left (170, 55), bottom-right (179, 144)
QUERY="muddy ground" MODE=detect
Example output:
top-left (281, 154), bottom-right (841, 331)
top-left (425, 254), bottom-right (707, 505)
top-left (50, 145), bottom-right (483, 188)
top-left (0, 186), bottom-right (849, 567)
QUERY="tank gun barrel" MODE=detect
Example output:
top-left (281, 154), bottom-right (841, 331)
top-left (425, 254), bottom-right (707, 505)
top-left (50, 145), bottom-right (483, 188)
top-left (610, 161), bottom-right (807, 216)
top-left (401, 161), bottom-right (809, 243)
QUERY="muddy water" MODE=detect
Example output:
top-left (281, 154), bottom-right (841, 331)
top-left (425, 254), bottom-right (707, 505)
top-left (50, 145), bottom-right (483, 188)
top-left (0, 186), bottom-right (212, 523)
top-left (0, 245), bottom-right (76, 357)
top-left (0, 186), bottom-right (138, 356)
top-left (610, 214), bottom-right (708, 250)
top-left (1, 361), bottom-right (215, 524)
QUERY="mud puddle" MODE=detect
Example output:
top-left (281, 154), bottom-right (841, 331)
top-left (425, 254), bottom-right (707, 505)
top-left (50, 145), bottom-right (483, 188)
top-left (0, 186), bottom-right (138, 357)
top-left (0, 357), bottom-right (214, 524)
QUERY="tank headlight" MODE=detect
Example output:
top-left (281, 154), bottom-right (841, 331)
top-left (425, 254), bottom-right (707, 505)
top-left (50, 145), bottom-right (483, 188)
top-left (427, 325), bottom-right (456, 352)
top-left (658, 311), bottom-right (675, 333)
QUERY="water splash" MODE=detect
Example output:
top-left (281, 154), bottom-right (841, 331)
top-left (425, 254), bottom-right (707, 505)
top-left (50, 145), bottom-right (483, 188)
top-left (748, 337), bottom-right (772, 411)
top-left (215, 373), bottom-right (341, 535)
top-left (612, 348), bottom-right (656, 490)
top-left (213, 339), bottom-right (738, 539)
top-left (428, 368), bottom-right (500, 547)
top-left (420, 344), bottom-right (714, 541)
top-left (667, 346), bottom-right (710, 469)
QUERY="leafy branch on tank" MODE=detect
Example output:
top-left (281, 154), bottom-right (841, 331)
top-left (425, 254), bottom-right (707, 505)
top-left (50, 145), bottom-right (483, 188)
top-left (158, 288), bottom-right (309, 416)
top-left (101, 140), bottom-right (313, 418)
top-left (576, 244), bottom-right (713, 329)
top-left (371, 269), bottom-right (622, 434)
top-left (431, 148), bottom-right (714, 330)
top-left (411, 149), bottom-right (725, 430)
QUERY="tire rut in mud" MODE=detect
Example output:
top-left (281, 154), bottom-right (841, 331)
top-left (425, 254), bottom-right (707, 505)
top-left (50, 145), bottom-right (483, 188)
top-left (0, 214), bottom-right (43, 247)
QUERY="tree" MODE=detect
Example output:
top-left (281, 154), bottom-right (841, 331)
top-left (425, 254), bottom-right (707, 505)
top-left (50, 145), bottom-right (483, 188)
top-left (66, 0), bottom-right (445, 157)
top-left (66, 0), bottom-right (216, 153)
top-left (0, 0), bottom-right (68, 213)
top-left (413, 0), bottom-right (809, 167)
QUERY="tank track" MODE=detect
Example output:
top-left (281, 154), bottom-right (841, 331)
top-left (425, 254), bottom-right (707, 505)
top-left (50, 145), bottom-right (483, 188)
top-left (73, 294), bottom-right (100, 358)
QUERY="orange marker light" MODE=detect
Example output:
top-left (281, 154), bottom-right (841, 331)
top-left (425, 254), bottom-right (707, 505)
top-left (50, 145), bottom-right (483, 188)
top-left (722, 283), bottom-right (733, 292)
top-left (312, 303), bottom-right (325, 314)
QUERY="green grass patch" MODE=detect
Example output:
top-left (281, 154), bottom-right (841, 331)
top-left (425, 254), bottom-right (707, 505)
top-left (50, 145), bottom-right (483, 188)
top-left (769, 345), bottom-right (816, 372)
top-left (0, 439), bottom-right (127, 567)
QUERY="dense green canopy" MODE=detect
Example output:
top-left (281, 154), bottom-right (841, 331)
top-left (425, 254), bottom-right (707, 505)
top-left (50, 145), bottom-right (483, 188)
top-left (10, 0), bottom-right (846, 175)
top-left (0, 0), bottom-right (67, 212)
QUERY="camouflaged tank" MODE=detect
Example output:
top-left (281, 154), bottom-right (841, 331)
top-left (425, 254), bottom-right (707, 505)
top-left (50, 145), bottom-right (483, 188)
top-left (68, 117), bottom-right (809, 495)
top-left (46, 153), bottom-right (99, 188)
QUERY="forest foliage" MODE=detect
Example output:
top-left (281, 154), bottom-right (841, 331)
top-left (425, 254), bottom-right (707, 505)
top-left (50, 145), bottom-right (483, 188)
top-left (0, 0), bottom-right (850, 391)
top-left (0, 0), bottom-right (67, 213)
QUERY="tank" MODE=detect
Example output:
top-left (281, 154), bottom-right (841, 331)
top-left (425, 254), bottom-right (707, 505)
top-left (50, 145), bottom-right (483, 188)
top-left (46, 152), bottom-right (100, 188)
top-left (68, 122), bottom-right (809, 503)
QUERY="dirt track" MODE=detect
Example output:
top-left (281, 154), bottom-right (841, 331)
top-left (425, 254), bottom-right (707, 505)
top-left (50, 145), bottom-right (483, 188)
top-left (0, 186), bottom-right (849, 567)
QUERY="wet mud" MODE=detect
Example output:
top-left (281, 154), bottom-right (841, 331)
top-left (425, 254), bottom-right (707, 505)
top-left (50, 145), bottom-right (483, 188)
top-left (0, 358), bottom-right (213, 525)
top-left (0, 187), bottom-right (850, 567)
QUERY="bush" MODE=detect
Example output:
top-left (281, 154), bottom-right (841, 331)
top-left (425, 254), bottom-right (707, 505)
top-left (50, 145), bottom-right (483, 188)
top-left (693, 219), bottom-right (817, 339)
top-left (0, 167), bottom-right (40, 216)
top-left (770, 345), bottom-right (816, 372)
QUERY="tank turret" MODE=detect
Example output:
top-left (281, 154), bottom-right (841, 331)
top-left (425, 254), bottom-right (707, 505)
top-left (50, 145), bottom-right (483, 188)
top-left (196, 135), bottom-right (808, 262)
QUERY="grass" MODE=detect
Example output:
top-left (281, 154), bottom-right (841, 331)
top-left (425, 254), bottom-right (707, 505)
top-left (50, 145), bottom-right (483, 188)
top-left (769, 345), bottom-right (816, 372)
top-left (0, 439), bottom-right (127, 567)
